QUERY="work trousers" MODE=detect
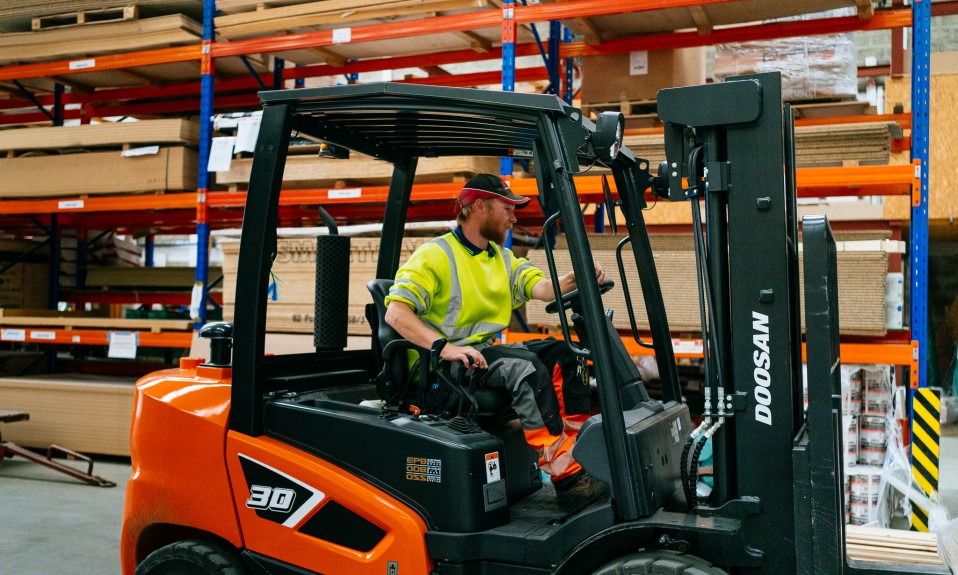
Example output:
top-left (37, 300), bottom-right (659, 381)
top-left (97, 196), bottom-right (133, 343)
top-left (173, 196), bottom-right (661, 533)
top-left (453, 339), bottom-right (591, 480)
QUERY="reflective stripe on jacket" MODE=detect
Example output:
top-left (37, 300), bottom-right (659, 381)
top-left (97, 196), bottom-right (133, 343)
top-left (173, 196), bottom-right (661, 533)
top-left (385, 231), bottom-right (544, 345)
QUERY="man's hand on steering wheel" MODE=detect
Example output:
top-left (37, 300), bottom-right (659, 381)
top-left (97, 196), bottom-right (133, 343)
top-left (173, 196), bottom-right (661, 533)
top-left (440, 343), bottom-right (488, 369)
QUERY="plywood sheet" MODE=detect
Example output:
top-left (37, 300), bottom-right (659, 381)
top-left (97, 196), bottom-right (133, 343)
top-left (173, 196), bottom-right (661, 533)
top-left (0, 15), bottom-right (201, 64)
top-left (0, 146), bottom-right (197, 198)
top-left (886, 73), bottom-right (958, 222)
top-left (0, 119), bottom-right (199, 152)
top-left (0, 374), bottom-right (135, 456)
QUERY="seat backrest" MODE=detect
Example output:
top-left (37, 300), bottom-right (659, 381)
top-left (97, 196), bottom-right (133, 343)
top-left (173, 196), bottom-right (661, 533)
top-left (366, 279), bottom-right (411, 401)
top-left (366, 278), bottom-right (400, 355)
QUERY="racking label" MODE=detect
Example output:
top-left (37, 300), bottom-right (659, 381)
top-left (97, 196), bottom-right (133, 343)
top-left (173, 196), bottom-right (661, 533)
top-left (58, 200), bottom-right (84, 210)
top-left (328, 188), bottom-right (361, 199)
top-left (29, 331), bottom-right (56, 340)
top-left (69, 59), bottom-right (96, 70)
top-left (332, 27), bottom-right (351, 43)
top-left (1, 329), bottom-right (25, 341)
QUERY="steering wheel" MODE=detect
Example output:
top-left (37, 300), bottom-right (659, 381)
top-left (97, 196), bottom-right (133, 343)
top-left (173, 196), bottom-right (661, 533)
top-left (545, 280), bottom-right (615, 314)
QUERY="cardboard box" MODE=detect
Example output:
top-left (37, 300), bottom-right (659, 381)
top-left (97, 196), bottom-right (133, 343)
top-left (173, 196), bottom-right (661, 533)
top-left (579, 48), bottom-right (707, 104)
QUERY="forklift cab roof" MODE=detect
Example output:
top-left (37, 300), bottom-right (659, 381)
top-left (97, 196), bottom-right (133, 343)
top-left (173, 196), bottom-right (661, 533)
top-left (261, 82), bottom-right (586, 163)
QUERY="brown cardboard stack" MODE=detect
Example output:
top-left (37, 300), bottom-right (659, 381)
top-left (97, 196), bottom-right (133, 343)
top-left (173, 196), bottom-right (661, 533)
top-left (579, 48), bottom-right (706, 125)
top-left (221, 235), bottom-right (440, 335)
top-left (523, 234), bottom-right (892, 337)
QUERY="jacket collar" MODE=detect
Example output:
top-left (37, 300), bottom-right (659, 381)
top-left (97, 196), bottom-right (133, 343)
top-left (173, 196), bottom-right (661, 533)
top-left (452, 227), bottom-right (496, 257)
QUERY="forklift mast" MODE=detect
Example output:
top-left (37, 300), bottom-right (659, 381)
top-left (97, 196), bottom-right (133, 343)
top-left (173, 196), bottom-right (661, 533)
top-left (656, 73), bottom-right (804, 571)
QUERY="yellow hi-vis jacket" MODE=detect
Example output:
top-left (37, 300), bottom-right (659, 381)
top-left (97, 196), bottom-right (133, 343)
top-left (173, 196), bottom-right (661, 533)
top-left (385, 229), bottom-right (544, 346)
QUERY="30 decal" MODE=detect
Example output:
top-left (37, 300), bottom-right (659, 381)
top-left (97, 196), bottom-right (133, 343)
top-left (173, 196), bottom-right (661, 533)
top-left (247, 485), bottom-right (297, 512)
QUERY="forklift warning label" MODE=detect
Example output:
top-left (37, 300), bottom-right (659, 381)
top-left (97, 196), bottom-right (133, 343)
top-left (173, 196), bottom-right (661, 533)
top-left (485, 452), bottom-right (501, 483)
top-left (406, 457), bottom-right (442, 483)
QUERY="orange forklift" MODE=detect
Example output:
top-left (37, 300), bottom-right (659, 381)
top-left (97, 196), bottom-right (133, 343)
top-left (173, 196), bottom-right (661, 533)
top-left (122, 75), bottom-right (948, 575)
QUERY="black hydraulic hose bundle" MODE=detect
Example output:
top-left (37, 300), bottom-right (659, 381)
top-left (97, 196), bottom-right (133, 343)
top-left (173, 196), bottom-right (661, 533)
top-left (680, 146), bottom-right (727, 509)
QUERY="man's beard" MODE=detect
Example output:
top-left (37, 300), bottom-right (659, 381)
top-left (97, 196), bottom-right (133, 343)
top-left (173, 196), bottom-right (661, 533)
top-left (479, 219), bottom-right (507, 245)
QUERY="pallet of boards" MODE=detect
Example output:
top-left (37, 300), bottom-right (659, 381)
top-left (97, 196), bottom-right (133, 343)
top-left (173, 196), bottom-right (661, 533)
top-left (220, 235), bottom-right (438, 335)
top-left (523, 233), bottom-right (896, 337)
top-left (213, 0), bottom-right (490, 39)
top-left (0, 147), bottom-right (197, 198)
top-left (0, 309), bottom-right (194, 332)
top-left (614, 122), bottom-right (893, 170)
top-left (0, 14), bottom-right (201, 63)
top-left (0, 374), bottom-right (135, 456)
top-left (216, 152), bottom-right (500, 189)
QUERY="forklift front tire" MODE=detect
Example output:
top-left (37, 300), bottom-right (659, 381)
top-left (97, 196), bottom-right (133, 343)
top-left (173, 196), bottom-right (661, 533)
top-left (592, 549), bottom-right (729, 575)
top-left (136, 539), bottom-right (248, 575)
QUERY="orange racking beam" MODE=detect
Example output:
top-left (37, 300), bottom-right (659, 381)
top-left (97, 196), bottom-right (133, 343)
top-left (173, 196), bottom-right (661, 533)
top-left (0, 328), bottom-right (193, 348)
top-left (0, 45), bottom-right (200, 82)
top-left (0, 164), bottom-right (917, 217)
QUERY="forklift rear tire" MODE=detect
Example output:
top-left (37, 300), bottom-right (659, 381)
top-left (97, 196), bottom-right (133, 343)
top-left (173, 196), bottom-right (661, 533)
top-left (136, 539), bottom-right (248, 575)
top-left (592, 549), bottom-right (729, 575)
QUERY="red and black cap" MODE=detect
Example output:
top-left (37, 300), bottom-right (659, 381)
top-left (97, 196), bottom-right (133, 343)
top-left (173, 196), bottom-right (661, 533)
top-left (458, 174), bottom-right (530, 209)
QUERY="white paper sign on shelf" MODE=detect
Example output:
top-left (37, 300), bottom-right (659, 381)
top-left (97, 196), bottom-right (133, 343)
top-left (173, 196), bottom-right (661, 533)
top-left (69, 59), bottom-right (96, 70)
top-left (629, 51), bottom-right (649, 76)
top-left (58, 200), bottom-right (85, 210)
top-left (30, 331), bottom-right (56, 341)
top-left (671, 338), bottom-right (703, 355)
top-left (207, 137), bottom-right (236, 172)
top-left (235, 117), bottom-right (262, 153)
top-left (332, 27), bottom-right (351, 43)
top-left (1, 329), bottom-right (25, 341)
top-left (108, 331), bottom-right (138, 359)
top-left (121, 145), bottom-right (160, 157)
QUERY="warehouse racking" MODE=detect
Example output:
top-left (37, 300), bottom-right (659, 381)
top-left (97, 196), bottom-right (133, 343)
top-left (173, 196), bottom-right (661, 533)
top-left (0, 0), bottom-right (938, 385)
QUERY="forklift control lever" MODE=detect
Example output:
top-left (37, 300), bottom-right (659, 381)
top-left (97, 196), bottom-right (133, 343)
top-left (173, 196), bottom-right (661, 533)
top-left (199, 321), bottom-right (234, 367)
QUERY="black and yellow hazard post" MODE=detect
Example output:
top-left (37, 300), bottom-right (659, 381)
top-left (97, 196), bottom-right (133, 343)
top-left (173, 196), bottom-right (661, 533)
top-left (911, 387), bottom-right (941, 532)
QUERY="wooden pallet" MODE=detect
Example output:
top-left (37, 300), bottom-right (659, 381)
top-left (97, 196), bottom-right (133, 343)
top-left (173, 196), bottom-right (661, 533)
top-left (32, 5), bottom-right (138, 31)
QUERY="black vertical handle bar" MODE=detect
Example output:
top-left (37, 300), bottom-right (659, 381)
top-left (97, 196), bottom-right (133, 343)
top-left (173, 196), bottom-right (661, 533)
top-left (615, 235), bottom-right (655, 350)
top-left (541, 211), bottom-right (590, 358)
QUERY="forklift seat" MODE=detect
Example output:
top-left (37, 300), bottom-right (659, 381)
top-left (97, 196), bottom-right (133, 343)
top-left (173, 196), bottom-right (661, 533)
top-left (366, 279), bottom-right (513, 416)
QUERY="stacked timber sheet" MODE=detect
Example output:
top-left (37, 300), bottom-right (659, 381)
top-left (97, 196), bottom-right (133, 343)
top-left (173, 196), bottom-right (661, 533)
top-left (216, 152), bottom-right (500, 189)
top-left (620, 122), bottom-right (893, 170)
top-left (221, 235), bottom-right (441, 335)
top-left (523, 233), bottom-right (896, 337)
top-left (0, 119), bottom-right (198, 199)
top-left (0, 14), bottom-right (201, 63)
top-left (0, 374), bottom-right (135, 456)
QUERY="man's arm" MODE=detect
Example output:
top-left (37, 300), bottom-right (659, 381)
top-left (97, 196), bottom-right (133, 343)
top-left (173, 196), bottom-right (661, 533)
top-left (529, 258), bottom-right (607, 303)
top-left (384, 301), bottom-right (488, 369)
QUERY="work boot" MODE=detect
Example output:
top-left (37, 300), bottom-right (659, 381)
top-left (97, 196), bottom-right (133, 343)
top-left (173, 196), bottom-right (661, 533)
top-left (554, 471), bottom-right (609, 512)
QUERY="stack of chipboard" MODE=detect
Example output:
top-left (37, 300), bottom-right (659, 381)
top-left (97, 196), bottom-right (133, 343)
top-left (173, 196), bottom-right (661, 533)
top-left (620, 122), bottom-right (893, 170)
top-left (220, 234), bottom-right (441, 335)
top-left (525, 233), bottom-right (893, 337)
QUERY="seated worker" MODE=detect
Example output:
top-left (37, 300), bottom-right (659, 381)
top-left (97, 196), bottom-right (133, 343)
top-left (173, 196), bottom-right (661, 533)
top-left (384, 173), bottom-right (608, 511)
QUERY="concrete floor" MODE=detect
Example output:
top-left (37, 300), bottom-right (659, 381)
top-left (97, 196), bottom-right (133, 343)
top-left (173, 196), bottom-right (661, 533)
top-left (0, 433), bottom-right (956, 575)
